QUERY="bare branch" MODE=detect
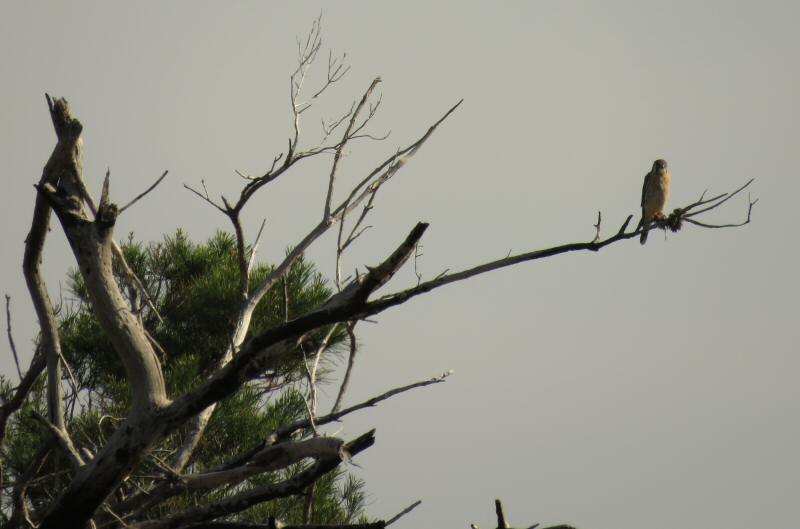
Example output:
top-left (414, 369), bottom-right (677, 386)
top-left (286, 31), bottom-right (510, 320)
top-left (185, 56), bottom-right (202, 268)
top-left (322, 102), bottom-right (355, 141)
top-left (116, 437), bottom-right (349, 522)
top-left (219, 371), bottom-right (450, 473)
top-left (25, 95), bottom-right (81, 433)
top-left (682, 194), bottom-right (758, 229)
top-left (30, 411), bottom-right (84, 468)
top-left (4, 294), bottom-right (23, 381)
top-left (413, 244), bottom-right (424, 285)
top-left (119, 170), bottom-right (169, 214)
top-left (342, 188), bottom-right (378, 254)
top-left (311, 48), bottom-right (351, 99)
top-left (303, 481), bottom-right (316, 524)
top-left (331, 322), bottom-right (358, 413)
top-left (168, 176), bottom-right (750, 452)
top-left (616, 214), bottom-right (633, 236)
top-left (66, 167), bottom-right (165, 326)
top-left (385, 500), bottom-right (422, 527)
top-left (23, 45), bottom-right (754, 529)
top-left (360, 184), bottom-right (755, 319)
top-left (683, 178), bottom-right (754, 218)
top-left (306, 324), bottom-right (339, 420)
top-left (241, 100), bottom-right (462, 331)
top-left (324, 78), bottom-right (382, 220)
top-left (102, 505), bottom-right (135, 529)
top-left (184, 181), bottom-right (226, 213)
top-left (227, 208), bottom-right (250, 299)
top-left (99, 168), bottom-right (111, 210)
top-left (331, 99), bottom-right (463, 220)
top-left (168, 112), bottom-right (406, 467)
top-left (167, 100), bottom-right (462, 462)
top-left (591, 211), bottom-right (601, 243)
top-left (495, 499), bottom-right (509, 529)
top-left (288, 16), bottom-right (324, 158)
top-left (34, 97), bottom-right (171, 529)
top-left (134, 431), bottom-right (375, 529)
top-left (283, 370), bottom-right (451, 440)
top-left (247, 218), bottom-right (268, 277)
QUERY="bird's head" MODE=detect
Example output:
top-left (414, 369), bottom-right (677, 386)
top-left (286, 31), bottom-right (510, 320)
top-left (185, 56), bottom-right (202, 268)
top-left (653, 159), bottom-right (668, 172)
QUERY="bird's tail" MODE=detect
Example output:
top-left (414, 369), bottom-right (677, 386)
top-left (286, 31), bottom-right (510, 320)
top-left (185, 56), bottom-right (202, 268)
top-left (640, 229), bottom-right (648, 245)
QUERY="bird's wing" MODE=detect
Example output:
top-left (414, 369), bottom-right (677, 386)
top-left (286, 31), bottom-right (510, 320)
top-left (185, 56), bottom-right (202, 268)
top-left (641, 171), bottom-right (651, 208)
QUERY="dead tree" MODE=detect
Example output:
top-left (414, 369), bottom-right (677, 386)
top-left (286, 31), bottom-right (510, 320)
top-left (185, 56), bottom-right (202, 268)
top-left (0, 21), bottom-right (755, 529)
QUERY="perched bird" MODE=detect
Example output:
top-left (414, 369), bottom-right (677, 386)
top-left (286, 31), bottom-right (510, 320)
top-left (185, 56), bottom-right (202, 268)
top-left (639, 159), bottom-right (671, 245)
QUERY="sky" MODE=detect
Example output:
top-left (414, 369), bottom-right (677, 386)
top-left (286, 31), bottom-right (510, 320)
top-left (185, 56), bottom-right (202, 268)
top-left (1, 2), bottom-right (799, 528)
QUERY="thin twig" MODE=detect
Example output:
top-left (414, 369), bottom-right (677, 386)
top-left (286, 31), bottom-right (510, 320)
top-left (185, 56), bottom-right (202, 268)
top-left (184, 182), bottom-right (226, 213)
top-left (311, 49), bottom-right (351, 99)
top-left (683, 178), bottom-right (755, 218)
top-left (68, 168), bottom-right (164, 325)
top-left (102, 505), bottom-right (133, 529)
top-left (322, 102), bottom-right (356, 141)
top-left (342, 189), bottom-right (378, 253)
top-left (118, 170), bottom-right (169, 213)
top-left (683, 195), bottom-right (758, 228)
top-left (227, 208), bottom-right (250, 299)
top-left (303, 481), bottom-right (316, 524)
top-left (299, 346), bottom-right (319, 436)
top-left (413, 244), bottom-right (424, 285)
top-left (277, 370), bottom-right (452, 440)
top-left (324, 77), bottom-right (382, 220)
top-left (385, 500), bottom-right (422, 527)
top-left (301, 324), bottom-right (339, 435)
top-left (331, 321), bottom-right (358, 413)
top-left (592, 211), bottom-right (601, 243)
top-left (5, 294), bottom-right (23, 381)
top-left (247, 218), bottom-right (268, 278)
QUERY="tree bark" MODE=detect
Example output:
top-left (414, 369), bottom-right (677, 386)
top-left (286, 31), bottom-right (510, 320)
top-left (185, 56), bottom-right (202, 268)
top-left (35, 97), bottom-right (170, 529)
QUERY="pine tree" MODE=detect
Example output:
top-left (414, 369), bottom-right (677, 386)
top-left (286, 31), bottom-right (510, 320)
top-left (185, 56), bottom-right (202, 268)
top-left (2, 231), bottom-right (365, 525)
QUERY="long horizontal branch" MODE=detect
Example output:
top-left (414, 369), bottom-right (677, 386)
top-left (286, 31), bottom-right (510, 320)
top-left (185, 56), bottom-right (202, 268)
top-left (275, 371), bottom-right (450, 440)
top-left (219, 371), bottom-right (451, 472)
top-left (360, 222), bottom-right (639, 318)
top-left (110, 437), bottom-right (348, 522)
top-left (134, 431), bottom-right (375, 529)
top-left (169, 180), bottom-right (754, 427)
top-left (362, 182), bottom-right (757, 319)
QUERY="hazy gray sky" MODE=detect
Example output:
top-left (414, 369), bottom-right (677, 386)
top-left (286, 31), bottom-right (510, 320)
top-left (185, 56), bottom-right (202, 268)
top-left (2, 2), bottom-right (798, 528)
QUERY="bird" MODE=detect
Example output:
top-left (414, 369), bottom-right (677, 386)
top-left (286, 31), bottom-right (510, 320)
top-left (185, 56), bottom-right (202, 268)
top-left (639, 159), bottom-right (671, 245)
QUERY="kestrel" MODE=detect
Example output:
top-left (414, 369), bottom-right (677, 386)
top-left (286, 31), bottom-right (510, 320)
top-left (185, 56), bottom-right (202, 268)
top-left (639, 159), bottom-right (671, 245)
